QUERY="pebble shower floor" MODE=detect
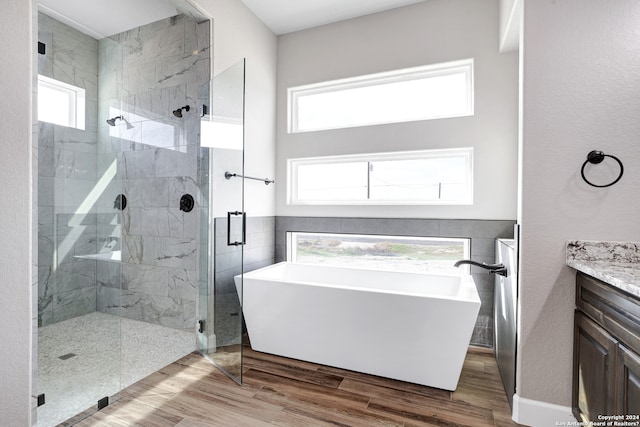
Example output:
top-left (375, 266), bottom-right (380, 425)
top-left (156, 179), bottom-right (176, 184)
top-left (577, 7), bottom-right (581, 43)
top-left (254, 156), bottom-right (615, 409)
top-left (37, 312), bottom-right (194, 426)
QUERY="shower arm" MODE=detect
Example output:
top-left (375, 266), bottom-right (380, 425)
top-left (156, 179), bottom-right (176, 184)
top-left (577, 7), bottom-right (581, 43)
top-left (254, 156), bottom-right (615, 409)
top-left (453, 260), bottom-right (508, 277)
top-left (225, 171), bottom-right (274, 185)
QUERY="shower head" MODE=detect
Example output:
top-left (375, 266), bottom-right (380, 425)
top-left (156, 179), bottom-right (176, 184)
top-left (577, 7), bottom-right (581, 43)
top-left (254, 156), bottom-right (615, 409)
top-left (173, 105), bottom-right (190, 118)
top-left (106, 115), bottom-right (123, 126)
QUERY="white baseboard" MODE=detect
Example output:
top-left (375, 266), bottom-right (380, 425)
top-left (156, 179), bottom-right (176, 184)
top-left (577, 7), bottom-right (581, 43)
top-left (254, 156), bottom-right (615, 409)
top-left (512, 394), bottom-right (576, 426)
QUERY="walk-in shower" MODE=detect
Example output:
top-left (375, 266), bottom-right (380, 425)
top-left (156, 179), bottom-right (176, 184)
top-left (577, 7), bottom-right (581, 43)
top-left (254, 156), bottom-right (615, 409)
top-left (33, 1), bottom-right (239, 425)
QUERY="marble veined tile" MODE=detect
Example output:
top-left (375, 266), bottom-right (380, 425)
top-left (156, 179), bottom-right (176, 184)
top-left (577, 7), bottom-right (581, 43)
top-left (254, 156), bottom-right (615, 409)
top-left (127, 207), bottom-right (169, 237)
top-left (38, 122), bottom-right (55, 148)
top-left (97, 260), bottom-right (121, 289)
top-left (154, 237), bottom-right (197, 269)
top-left (38, 146), bottom-right (58, 178)
top-left (121, 235), bottom-right (156, 265)
top-left (122, 61), bottom-right (157, 94)
top-left (122, 20), bottom-right (185, 67)
top-left (123, 177), bottom-right (169, 208)
top-left (52, 287), bottom-right (96, 323)
top-left (125, 206), bottom-right (195, 239)
top-left (122, 148), bottom-right (156, 179)
top-left (156, 52), bottom-right (202, 88)
top-left (140, 118), bottom-right (184, 149)
top-left (121, 291), bottom-right (190, 330)
top-left (156, 150), bottom-right (196, 180)
top-left (96, 285), bottom-right (121, 316)
top-left (53, 126), bottom-right (97, 153)
top-left (169, 176), bottom-right (199, 209)
top-left (165, 206), bottom-right (198, 239)
top-left (168, 268), bottom-right (198, 302)
top-left (55, 149), bottom-right (97, 181)
top-left (122, 84), bottom-right (188, 122)
top-left (55, 261), bottom-right (96, 294)
top-left (38, 235), bottom-right (54, 267)
top-left (167, 208), bottom-right (187, 238)
top-left (122, 263), bottom-right (169, 296)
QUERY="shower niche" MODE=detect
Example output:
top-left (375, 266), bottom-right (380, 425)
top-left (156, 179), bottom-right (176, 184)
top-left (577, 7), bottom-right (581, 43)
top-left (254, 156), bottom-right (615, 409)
top-left (33, 1), bottom-right (235, 425)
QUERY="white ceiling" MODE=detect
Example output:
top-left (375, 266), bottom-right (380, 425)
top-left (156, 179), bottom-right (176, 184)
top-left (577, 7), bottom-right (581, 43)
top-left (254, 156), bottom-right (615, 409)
top-left (240, 0), bottom-right (427, 35)
top-left (36, 0), bottom-right (209, 39)
top-left (38, 0), bottom-right (190, 39)
top-left (38, 0), bottom-right (426, 39)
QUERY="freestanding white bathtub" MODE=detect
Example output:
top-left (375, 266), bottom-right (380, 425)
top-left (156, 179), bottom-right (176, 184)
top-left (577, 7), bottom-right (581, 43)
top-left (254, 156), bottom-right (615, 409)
top-left (238, 262), bottom-right (480, 391)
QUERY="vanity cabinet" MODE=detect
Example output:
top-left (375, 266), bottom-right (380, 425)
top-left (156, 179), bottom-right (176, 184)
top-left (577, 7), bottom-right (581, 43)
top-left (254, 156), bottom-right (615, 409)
top-left (573, 272), bottom-right (640, 421)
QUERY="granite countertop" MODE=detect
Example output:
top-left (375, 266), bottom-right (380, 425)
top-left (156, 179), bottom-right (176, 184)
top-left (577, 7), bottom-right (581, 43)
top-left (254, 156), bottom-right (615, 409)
top-left (566, 240), bottom-right (640, 299)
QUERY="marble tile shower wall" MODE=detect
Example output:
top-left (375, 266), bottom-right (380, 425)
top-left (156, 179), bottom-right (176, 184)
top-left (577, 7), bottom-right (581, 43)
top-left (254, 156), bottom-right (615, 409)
top-left (37, 13), bottom-right (100, 326)
top-left (275, 217), bottom-right (516, 348)
top-left (96, 15), bottom-right (210, 332)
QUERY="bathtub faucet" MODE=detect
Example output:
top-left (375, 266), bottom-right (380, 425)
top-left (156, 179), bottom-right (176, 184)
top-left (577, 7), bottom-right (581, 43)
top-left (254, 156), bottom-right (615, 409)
top-left (453, 260), bottom-right (508, 277)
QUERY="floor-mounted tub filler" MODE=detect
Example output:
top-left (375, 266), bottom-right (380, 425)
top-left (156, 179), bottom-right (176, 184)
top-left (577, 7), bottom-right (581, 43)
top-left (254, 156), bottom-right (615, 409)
top-left (238, 262), bottom-right (480, 391)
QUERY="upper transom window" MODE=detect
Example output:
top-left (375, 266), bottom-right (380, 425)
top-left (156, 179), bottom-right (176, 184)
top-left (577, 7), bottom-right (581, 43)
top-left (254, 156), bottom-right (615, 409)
top-left (288, 58), bottom-right (474, 133)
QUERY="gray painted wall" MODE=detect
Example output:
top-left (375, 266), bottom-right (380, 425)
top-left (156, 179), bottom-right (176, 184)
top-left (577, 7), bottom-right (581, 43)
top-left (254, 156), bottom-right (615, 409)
top-left (517, 0), bottom-right (640, 412)
top-left (0, 1), bottom-right (33, 423)
top-left (198, 0), bottom-right (277, 219)
top-left (275, 216), bottom-right (515, 347)
top-left (275, 0), bottom-right (518, 221)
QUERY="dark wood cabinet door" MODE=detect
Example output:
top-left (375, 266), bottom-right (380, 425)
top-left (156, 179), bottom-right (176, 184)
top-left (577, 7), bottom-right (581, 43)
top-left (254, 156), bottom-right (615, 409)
top-left (573, 312), bottom-right (618, 422)
top-left (616, 344), bottom-right (640, 415)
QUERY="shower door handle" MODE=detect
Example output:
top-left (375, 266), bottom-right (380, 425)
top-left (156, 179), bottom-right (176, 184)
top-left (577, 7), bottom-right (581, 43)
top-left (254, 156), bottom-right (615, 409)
top-left (227, 211), bottom-right (246, 246)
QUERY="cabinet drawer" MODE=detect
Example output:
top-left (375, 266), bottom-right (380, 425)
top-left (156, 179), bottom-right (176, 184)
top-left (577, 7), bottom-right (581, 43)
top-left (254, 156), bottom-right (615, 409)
top-left (576, 272), bottom-right (640, 355)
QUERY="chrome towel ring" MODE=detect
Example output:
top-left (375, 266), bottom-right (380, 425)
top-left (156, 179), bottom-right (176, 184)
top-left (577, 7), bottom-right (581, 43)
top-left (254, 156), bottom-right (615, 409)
top-left (580, 150), bottom-right (624, 188)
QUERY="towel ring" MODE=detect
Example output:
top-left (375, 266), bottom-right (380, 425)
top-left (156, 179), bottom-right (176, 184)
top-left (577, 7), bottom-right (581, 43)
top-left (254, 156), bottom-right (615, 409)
top-left (580, 150), bottom-right (624, 188)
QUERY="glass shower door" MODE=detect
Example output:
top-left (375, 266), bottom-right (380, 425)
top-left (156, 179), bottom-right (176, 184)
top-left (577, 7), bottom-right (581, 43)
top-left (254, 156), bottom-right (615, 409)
top-left (199, 59), bottom-right (246, 382)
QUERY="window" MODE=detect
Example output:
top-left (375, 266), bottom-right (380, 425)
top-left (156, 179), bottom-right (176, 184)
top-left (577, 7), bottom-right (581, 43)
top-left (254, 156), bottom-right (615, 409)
top-left (288, 59), bottom-right (473, 133)
top-left (288, 148), bottom-right (473, 205)
top-left (287, 232), bottom-right (470, 275)
top-left (38, 75), bottom-right (86, 130)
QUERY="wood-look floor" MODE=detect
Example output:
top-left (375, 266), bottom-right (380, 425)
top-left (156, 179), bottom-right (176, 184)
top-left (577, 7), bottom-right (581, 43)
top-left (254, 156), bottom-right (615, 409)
top-left (69, 345), bottom-right (522, 427)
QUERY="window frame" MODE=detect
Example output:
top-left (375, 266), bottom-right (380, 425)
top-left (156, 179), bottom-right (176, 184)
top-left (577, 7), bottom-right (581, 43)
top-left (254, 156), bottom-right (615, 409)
top-left (287, 148), bottom-right (474, 206)
top-left (287, 58), bottom-right (474, 133)
top-left (37, 74), bottom-right (86, 130)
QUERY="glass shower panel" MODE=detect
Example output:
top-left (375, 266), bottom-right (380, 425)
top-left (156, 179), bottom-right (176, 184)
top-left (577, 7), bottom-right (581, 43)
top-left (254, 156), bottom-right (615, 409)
top-left (114, 10), bottom-right (205, 392)
top-left (199, 59), bottom-right (246, 383)
top-left (36, 14), bottom-right (122, 426)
